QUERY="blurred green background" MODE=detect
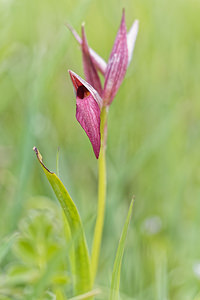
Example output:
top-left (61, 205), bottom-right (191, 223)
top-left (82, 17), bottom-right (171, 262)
top-left (0, 0), bottom-right (200, 299)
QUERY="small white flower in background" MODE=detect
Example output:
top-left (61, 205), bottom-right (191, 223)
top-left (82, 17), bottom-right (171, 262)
top-left (142, 216), bottom-right (162, 235)
top-left (193, 262), bottom-right (200, 279)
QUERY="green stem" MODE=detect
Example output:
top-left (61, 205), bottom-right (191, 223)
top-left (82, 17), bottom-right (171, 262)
top-left (91, 106), bottom-right (108, 285)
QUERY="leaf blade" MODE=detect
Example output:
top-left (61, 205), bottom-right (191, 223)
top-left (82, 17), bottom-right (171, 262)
top-left (109, 199), bottom-right (134, 300)
top-left (33, 147), bottom-right (91, 295)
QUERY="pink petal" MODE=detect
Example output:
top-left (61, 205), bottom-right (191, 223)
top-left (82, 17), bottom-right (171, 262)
top-left (81, 25), bottom-right (103, 95)
top-left (68, 70), bottom-right (101, 158)
top-left (103, 10), bottom-right (129, 105)
top-left (76, 95), bottom-right (101, 159)
top-left (127, 20), bottom-right (139, 65)
top-left (67, 23), bottom-right (107, 76)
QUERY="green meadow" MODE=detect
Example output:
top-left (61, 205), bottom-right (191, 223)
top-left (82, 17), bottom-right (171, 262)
top-left (0, 0), bottom-right (200, 299)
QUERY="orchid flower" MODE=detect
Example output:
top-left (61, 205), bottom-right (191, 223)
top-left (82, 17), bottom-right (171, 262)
top-left (68, 10), bottom-right (139, 159)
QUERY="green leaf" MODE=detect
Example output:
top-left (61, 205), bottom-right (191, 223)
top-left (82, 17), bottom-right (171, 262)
top-left (109, 199), bottom-right (134, 300)
top-left (15, 238), bottom-right (36, 263)
top-left (26, 249), bottom-right (65, 299)
top-left (0, 234), bottom-right (17, 265)
top-left (55, 289), bottom-right (67, 300)
top-left (6, 265), bottom-right (39, 286)
top-left (33, 147), bottom-right (91, 296)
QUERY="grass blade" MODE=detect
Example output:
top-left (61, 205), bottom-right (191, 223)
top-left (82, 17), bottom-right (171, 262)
top-left (69, 288), bottom-right (101, 300)
top-left (33, 147), bottom-right (91, 296)
top-left (109, 199), bottom-right (134, 300)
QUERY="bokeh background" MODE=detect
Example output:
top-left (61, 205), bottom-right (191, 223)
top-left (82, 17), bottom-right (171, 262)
top-left (0, 0), bottom-right (200, 299)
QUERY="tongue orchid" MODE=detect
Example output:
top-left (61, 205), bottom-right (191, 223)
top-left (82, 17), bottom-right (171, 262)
top-left (68, 10), bottom-right (139, 159)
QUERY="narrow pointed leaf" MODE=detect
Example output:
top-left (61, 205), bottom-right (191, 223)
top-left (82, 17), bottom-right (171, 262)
top-left (33, 147), bottom-right (91, 295)
top-left (127, 20), bottom-right (139, 65)
top-left (69, 70), bottom-right (101, 159)
top-left (103, 10), bottom-right (128, 105)
top-left (67, 24), bottom-right (107, 75)
top-left (109, 199), bottom-right (134, 300)
top-left (81, 25), bottom-right (102, 95)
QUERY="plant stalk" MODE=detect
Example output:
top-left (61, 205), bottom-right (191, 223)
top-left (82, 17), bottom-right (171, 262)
top-left (91, 106), bottom-right (108, 285)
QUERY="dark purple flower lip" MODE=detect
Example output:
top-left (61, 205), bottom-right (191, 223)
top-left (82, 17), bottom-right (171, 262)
top-left (77, 85), bottom-right (90, 99)
top-left (69, 70), bottom-right (102, 108)
top-left (69, 72), bottom-right (90, 99)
